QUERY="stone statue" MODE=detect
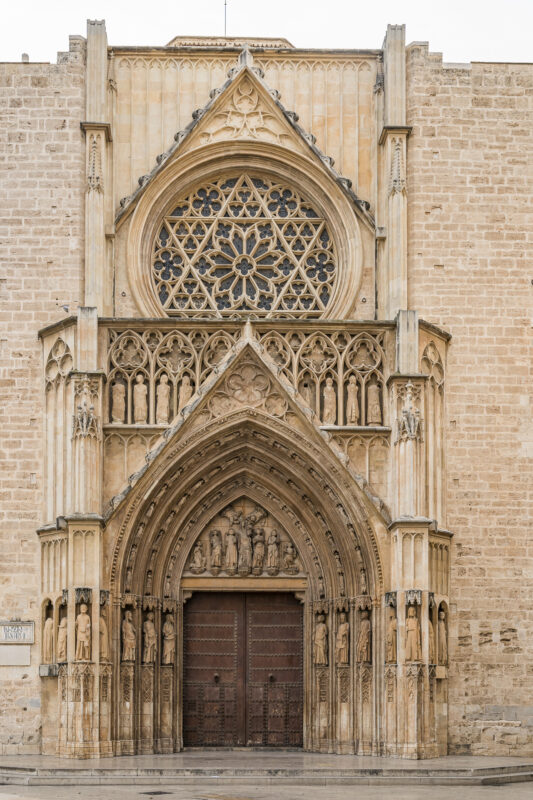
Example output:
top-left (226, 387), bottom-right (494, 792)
top-left (156, 374), bottom-right (171, 424)
top-left (314, 614), bottom-right (328, 665)
top-left (405, 606), bottom-right (422, 661)
top-left (356, 609), bottom-right (372, 663)
top-left (282, 541), bottom-right (298, 574)
top-left (111, 381), bottom-right (126, 423)
top-left (335, 612), bottom-right (350, 665)
top-left (360, 567), bottom-right (368, 596)
top-left (225, 529), bottom-right (238, 573)
top-left (386, 610), bottom-right (397, 663)
top-left (145, 570), bottom-right (153, 595)
top-left (143, 612), bottom-right (157, 664)
top-left (75, 603), bottom-right (91, 661)
top-left (252, 528), bottom-right (266, 574)
top-left (162, 615), bottom-right (176, 665)
top-left (244, 506), bottom-right (267, 535)
top-left (122, 609), bottom-right (136, 662)
top-left (209, 529), bottom-right (223, 573)
top-left (438, 610), bottom-right (448, 665)
top-left (125, 563), bottom-right (133, 593)
top-left (266, 530), bottom-right (280, 573)
top-left (301, 380), bottom-right (314, 410)
top-left (164, 573), bottom-right (171, 597)
top-left (346, 375), bottom-right (359, 424)
top-left (238, 529), bottom-right (252, 574)
top-left (177, 375), bottom-right (193, 413)
top-left (189, 541), bottom-right (206, 574)
top-left (43, 615), bottom-right (54, 663)
top-left (428, 617), bottom-right (436, 663)
top-left (133, 373), bottom-right (148, 423)
top-left (57, 617), bottom-right (67, 662)
top-left (366, 382), bottom-right (382, 425)
top-left (100, 613), bottom-right (109, 661)
top-left (323, 377), bottom-right (337, 424)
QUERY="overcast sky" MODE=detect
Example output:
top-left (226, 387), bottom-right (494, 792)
top-left (1, 0), bottom-right (532, 64)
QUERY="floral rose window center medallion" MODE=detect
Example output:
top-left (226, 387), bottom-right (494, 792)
top-left (152, 174), bottom-right (337, 317)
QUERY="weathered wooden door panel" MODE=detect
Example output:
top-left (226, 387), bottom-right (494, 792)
top-left (183, 593), bottom-right (244, 746)
top-left (246, 593), bottom-right (303, 746)
top-left (183, 592), bottom-right (303, 747)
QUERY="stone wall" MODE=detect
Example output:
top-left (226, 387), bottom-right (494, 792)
top-left (0, 39), bottom-right (85, 753)
top-left (407, 44), bottom-right (533, 755)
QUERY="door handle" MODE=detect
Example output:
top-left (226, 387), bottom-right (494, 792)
top-left (269, 673), bottom-right (275, 683)
top-left (214, 673), bottom-right (220, 683)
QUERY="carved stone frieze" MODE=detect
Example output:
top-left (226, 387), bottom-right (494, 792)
top-left (182, 497), bottom-right (302, 578)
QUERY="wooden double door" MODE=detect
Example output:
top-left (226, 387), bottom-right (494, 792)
top-left (183, 592), bottom-right (303, 747)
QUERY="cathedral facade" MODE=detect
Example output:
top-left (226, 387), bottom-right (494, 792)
top-left (0, 22), bottom-right (531, 759)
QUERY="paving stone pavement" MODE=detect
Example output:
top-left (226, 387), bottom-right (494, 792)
top-left (1, 786), bottom-right (533, 800)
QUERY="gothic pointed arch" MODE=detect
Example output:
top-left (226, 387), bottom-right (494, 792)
top-left (105, 341), bottom-right (389, 603)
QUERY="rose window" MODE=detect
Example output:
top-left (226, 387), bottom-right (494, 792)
top-left (152, 174), bottom-right (337, 317)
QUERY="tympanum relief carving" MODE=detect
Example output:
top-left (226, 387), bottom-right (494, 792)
top-left (184, 498), bottom-right (302, 578)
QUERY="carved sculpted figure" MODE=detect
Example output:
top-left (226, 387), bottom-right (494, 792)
top-left (386, 610), bottom-right (397, 663)
top-left (238, 529), bottom-right (253, 574)
top-left (283, 542), bottom-right (298, 574)
top-left (125, 565), bottom-right (133, 593)
top-left (346, 375), bottom-right (359, 424)
top-left (143, 612), bottom-right (157, 664)
top-left (57, 617), bottom-right (67, 662)
top-left (335, 612), bottom-right (350, 665)
top-left (356, 609), bottom-right (372, 663)
top-left (162, 615), bottom-right (176, 665)
top-left (75, 604), bottom-right (91, 661)
top-left (405, 606), bottom-right (422, 661)
top-left (178, 375), bottom-right (193, 413)
top-left (189, 542), bottom-right (206, 574)
top-left (438, 610), bottom-right (448, 665)
top-left (145, 570), bottom-right (153, 595)
top-left (156, 374), bottom-right (171, 424)
top-left (314, 614), bottom-right (328, 666)
top-left (111, 380), bottom-right (126, 423)
top-left (100, 613), bottom-right (109, 661)
top-left (122, 610), bottom-right (136, 662)
top-left (43, 615), bottom-right (54, 663)
top-left (225, 529), bottom-right (238, 572)
top-left (366, 382), bottom-right (382, 425)
top-left (210, 529), bottom-right (223, 573)
top-left (301, 380), bottom-right (314, 410)
top-left (360, 567), bottom-right (368, 596)
top-left (252, 528), bottom-right (266, 574)
top-left (323, 377), bottom-right (337, 425)
top-left (133, 374), bottom-right (148, 423)
top-left (266, 530), bottom-right (280, 572)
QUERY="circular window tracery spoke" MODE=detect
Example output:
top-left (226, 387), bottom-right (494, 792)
top-left (152, 174), bottom-right (338, 318)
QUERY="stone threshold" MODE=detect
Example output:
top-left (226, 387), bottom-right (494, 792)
top-left (0, 753), bottom-right (532, 786)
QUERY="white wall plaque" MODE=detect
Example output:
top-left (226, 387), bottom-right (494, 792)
top-left (0, 621), bottom-right (35, 644)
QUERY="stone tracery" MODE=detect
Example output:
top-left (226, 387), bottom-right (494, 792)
top-left (151, 173), bottom-right (337, 317)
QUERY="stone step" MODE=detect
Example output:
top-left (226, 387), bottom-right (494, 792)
top-left (0, 759), bottom-right (532, 786)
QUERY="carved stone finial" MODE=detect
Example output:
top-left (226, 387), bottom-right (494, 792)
top-left (238, 43), bottom-right (253, 69)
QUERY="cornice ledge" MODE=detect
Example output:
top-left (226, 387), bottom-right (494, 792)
top-left (378, 125), bottom-right (412, 145)
top-left (80, 121), bottom-right (113, 142)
